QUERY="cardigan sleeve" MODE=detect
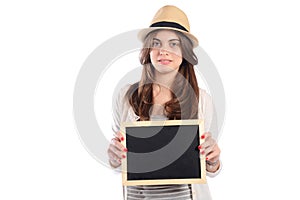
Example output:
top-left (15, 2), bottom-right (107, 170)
top-left (199, 89), bottom-right (222, 177)
top-left (111, 84), bottom-right (131, 134)
top-left (111, 89), bottom-right (122, 134)
top-left (199, 89), bottom-right (219, 140)
top-left (110, 84), bottom-right (131, 172)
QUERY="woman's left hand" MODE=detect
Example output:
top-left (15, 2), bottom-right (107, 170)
top-left (199, 132), bottom-right (221, 172)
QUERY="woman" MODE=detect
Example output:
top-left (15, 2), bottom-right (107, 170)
top-left (107, 5), bottom-right (221, 200)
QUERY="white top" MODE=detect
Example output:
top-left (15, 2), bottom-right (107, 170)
top-left (111, 84), bottom-right (222, 200)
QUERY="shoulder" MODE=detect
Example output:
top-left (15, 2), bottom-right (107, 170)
top-left (117, 83), bottom-right (138, 101)
top-left (113, 83), bottom-right (140, 122)
top-left (114, 82), bottom-right (140, 108)
top-left (119, 84), bottom-right (131, 98)
top-left (198, 87), bottom-right (214, 116)
top-left (114, 84), bottom-right (132, 106)
top-left (199, 87), bottom-right (212, 103)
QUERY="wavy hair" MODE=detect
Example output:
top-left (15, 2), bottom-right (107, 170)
top-left (126, 30), bottom-right (199, 121)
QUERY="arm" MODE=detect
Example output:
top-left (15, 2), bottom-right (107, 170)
top-left (107, 85), bottom-right (130, 169)
top-left (198, 89), bottom-right (222, 175)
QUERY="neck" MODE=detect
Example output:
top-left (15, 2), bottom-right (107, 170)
top-left (154, 70), bottom-right (178, 89)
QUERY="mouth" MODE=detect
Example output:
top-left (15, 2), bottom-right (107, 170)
top-left (158, 59), bottom-right (172, 65)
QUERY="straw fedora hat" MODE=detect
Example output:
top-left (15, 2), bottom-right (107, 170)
top-left (138, 5), bottom-right (199, 48)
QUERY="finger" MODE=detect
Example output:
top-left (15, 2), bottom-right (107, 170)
top-left (107, 148), bottom-right (122, 163)
top-left (108, 151), bottom-right (122, 167)
top-left (111, 137), bottom-right (127, 152)
top-left (203, 140), bottom-right (217, 155)
top-left (206, 151), bottom-right (220, 162)
top-left (198, 132), bottom-right (211, 153)
top-left (200, 132), bottom-right (212, 140)
top-left (114, 131), bottom-right (125, 142)
top-left (198, 137), bottom-right (215, 155)
top-left (200, 136), bottom-right (214, 149)
top-left (108, 144), bottom-right (126, 161)
top-left (206, 146), bottom-right (221, 161)
top-left (110, 159), bottom-right (121, 168)
top-left (108, 144), bottom-right (122, 158)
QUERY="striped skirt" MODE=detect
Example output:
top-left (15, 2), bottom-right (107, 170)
top-left (126, 184), bottom-right (193, 200)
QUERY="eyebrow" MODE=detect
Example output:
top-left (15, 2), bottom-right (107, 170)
top-left (153, 38), bottom-right (180, 42)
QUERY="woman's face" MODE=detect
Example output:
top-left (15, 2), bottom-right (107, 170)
top-left (150, 30), bottom-right (183, 73)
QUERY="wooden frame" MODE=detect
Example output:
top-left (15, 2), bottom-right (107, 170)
top-left (120, 119), bottom-right (206, 186)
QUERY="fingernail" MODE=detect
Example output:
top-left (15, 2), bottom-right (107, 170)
top-left (198, 145), bottom-right (202, 150)
top-left (201, 135), bottom-right (205, 139)
top-left (201, 151), bottom-right (205, 155)
top-left (124, 148), bottom-right (128, 152)
top-left (122, 155), bottom-right (126, 159)
top-left (120, 137), bottom-right (124, 141)
top-left (206, 157), bottom-right (209, 160)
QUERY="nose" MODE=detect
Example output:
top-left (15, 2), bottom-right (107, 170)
top-left (159, 48), bottom-right (169, 55)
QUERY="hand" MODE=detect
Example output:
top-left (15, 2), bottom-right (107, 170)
top-left (107, 131), bottom-right (127, 168)
top-left (199, 132), bottom-right (221, 172)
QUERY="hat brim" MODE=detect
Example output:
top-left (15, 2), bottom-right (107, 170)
top-left (138, 27), bottom-right (199, 48)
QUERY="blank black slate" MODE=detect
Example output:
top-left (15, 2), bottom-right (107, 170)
top-left (126, 125), bottom-right (200, 181)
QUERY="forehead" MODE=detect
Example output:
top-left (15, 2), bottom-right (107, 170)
top-left (153, 30), bottom-right (179, 40)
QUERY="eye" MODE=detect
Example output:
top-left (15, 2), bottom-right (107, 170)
top-left (169, 42), bottom-right (180, 48)
top-left (152, 40), bottom-right (161, 48)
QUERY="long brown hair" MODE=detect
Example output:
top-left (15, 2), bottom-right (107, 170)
top-left (126, 30), bottom-right (199, 121)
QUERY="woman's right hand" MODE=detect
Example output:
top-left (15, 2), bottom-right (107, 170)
top-left (107, 131), bottom-right (128, 168)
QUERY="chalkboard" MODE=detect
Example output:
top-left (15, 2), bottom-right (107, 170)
top-left (120, 120), bottom-right (206, 186)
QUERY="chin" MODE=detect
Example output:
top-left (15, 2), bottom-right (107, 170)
top-left (154, 64), bottom-right (177, 74)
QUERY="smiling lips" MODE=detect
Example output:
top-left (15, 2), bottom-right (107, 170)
top-left (158, 59), bottom-right (172, 65)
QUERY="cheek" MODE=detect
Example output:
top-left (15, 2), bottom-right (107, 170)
top-left (171, 48), bottom-right (183, 65)
top-left (150, 49), bottom-right (158, 62)
top-left (172, 48), bottom-right (182, 58)
top-left (173, 55), bottom-right (183, 67)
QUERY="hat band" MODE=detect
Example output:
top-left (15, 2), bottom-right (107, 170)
top-left (150, 21), bottom-right (189, 32)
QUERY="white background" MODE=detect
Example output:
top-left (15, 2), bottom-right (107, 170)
top-left (1, 0), bottom-right (300, 199)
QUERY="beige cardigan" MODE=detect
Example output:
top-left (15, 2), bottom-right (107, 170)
top-left (112, 84), bottom-right (222, 200)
